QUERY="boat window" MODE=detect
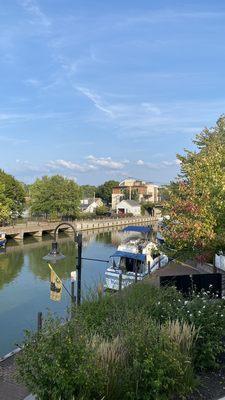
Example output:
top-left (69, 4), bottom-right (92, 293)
top-left (111, 257), bottom-right (121, 270)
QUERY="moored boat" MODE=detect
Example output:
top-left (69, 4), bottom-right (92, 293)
top-left (105, 226), bottom-right (168, 291)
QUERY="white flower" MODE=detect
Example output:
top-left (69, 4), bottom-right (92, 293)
top-left (184, 301), bottom-right (188, 305)
top-left (158, 301), bottom-right (160, 305)
top-left (221, 314), bottom-right (224, 317)
top-left (203, 305), bottom-right (206, 309)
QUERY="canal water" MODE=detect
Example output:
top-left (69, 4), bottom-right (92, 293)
top-left (0, 229), bottom-right (120, 357)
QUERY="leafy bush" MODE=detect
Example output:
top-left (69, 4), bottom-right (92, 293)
top-left (17, 283), bottom-right (225, 399)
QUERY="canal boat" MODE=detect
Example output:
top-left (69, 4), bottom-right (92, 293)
top-left (0, 232), bottom-right (6, 248)
top-left (105, 226), bottom-right (168, 291)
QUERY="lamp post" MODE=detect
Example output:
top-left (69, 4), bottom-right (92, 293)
top-left (43, 222), bottom-right (82, 306)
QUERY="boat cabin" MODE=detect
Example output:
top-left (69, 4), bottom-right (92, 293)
top-left (110, 250), bottom-right (146, 274)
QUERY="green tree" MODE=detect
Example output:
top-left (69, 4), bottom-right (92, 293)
top-left (30, 175), bottom-right (82, 219)
top-left (0, 170), bottom-right (25, 217)
top-left (81, 185), bottom-right (97, 198)
top-left (96, 180), bottom-right (119, 205)
top-left (95, 205), bottom-right (109, 216)
top-left (163, 116), bottom-right (225, 261)
top-left (0, 183), bottom-right (11, 223)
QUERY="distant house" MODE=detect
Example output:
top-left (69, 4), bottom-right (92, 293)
top-left (116, 200), bottom-right (141, 216)
top-left (112, 178), bottom-right (160, 210)
top-left (81, 198), bottom-right (103, 213)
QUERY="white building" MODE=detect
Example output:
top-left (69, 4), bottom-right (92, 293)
top-left (81, 198), bottom-right (103, 213)
top-left (116, 200), bottom-right (141, 216)
top-left (112, 178), bottom-right (160, 210)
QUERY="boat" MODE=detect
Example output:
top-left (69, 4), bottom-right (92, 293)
top-left (0, 232), bottom-right (7, 248)
top-left (105, 226), bottom-right (168, 291)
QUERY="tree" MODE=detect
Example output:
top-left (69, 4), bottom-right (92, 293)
top-left (30, 175), bottom-right (82, 218)
top-left (0, 183), bottom-right (11, 223)
top-left (163, 116), bottom-right (225, 261)
top-left (0, 170), bottom-right (25, 217)
top-left (81, 185), bottom-right (97, 198)
top-left (96, 180), bottom-right (119, 205)
top-left (95, 205), bottom-right (109, 216)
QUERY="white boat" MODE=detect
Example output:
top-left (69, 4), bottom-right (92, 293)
top-left (0, 232), bottom-right (6, 248)
top-left (105, 226), bottom-right (168, 291)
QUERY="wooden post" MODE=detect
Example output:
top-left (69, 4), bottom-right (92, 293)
top-left (119, 272), bottom-right (122, 291)
top-left (76, 233), bottom-right (82, 306)
top-left (135, 262), bottom-right (138, 283)
top-left (71, 281), bottom-right (76, 305)
top-left (37, 312), bottom-right (42, 332)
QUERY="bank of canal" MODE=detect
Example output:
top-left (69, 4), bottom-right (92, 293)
top-left (0, 230), bottom-right (119, 357)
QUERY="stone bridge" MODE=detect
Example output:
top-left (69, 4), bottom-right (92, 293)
top-left (3, 216), bottom-right (156, 240)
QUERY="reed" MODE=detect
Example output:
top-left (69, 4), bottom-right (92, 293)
top-left (161, 319), bottom-right (198, 353)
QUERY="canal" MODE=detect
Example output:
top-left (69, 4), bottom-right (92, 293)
top-left (0, 229), bottom-right (120, 357)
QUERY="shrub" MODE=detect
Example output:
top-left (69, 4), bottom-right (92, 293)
top-left (17, 283), bottom-right (225, 399)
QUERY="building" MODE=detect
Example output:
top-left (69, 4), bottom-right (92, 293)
top-left (111, 178), bottom-right (160, 210)
top-left (116, 199), bottom-right (141, 216)
top-left (81, 198), bottom-right (103, 213)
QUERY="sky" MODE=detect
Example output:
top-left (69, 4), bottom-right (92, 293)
top-left (1, 0), bottom-right (225, 185)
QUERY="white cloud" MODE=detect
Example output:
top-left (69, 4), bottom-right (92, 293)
top-left (76, 87), bottom-right (114, 117)
top-left (20, 0), bottom-right (51, 28)
top-left (135, 159), bottom-right (180, 169)
top-left (86, 155), bottom-right (125, 170)
top-left (46, 159), bottom-right (97, 173)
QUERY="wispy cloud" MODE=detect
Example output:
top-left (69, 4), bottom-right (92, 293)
top-left (76, 87), bottom-right (114, 117)
top-left (0, 136), bottom-right (28, 145)
top-left (136, 159), bottom-right (181, 169)
top-left (19, 0), bottom-right (51, 28)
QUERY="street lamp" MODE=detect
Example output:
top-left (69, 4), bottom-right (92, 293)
top-left (43, 222), bottom-right (82, 306)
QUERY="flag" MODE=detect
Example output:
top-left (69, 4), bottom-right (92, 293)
top-left (48, 263), bottom-right (62, 301)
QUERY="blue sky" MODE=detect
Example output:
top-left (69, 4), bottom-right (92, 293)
top-left (1, 0), bottom-right (225, 185)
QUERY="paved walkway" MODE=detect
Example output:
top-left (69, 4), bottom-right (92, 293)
top-left (0, 353), bottom-right (29, 400)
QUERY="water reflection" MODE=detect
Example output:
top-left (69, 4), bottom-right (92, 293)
top-left (0, 252), bottom-right (24, 289)
top-left (0, 229), bottom-right (121, 356)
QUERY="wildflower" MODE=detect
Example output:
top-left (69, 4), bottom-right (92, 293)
top-left (184, 301), bottom-right (188, 305)
top-left (221, 314), bottom-right (224, 317)
top-left (157, 301), bottom-right (160, 305)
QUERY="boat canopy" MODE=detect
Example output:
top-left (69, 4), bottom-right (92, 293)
top-left (123, 226), bottom-right (152, 234)
top-left (110, 250), bottom-right (146, 262)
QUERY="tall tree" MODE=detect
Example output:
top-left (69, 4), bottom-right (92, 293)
top-left (96, 180), bottom-right (119, 205)
top-left (81, 185), bottom-right (97, 198)
top-left (0, 170), bottom-right (25, 217)
top-left (30, 175), bottom-right (82, 218)
top-left (163, 116), bottom-right (225, 261)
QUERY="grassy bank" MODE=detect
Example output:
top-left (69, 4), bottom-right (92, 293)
top-left (17, 283), bottom-right (225, 400)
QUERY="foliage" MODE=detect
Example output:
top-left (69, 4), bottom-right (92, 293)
top-left (0, 183), bottom-right (11, 223)
top-left (95, 205), bottom-right (109, 216)
top-left (163, 116), bottom-right (225, 260)
top-left (17, 283), bottom-right (225, 399)
top-left (30, 175), bottom-right (82, 218)
top-left (0, 169), bottom-right (25, 218)
top-left (81, 185), bottom-right (97, 198)
top-left (95, 180), bottom-right (119, 205)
